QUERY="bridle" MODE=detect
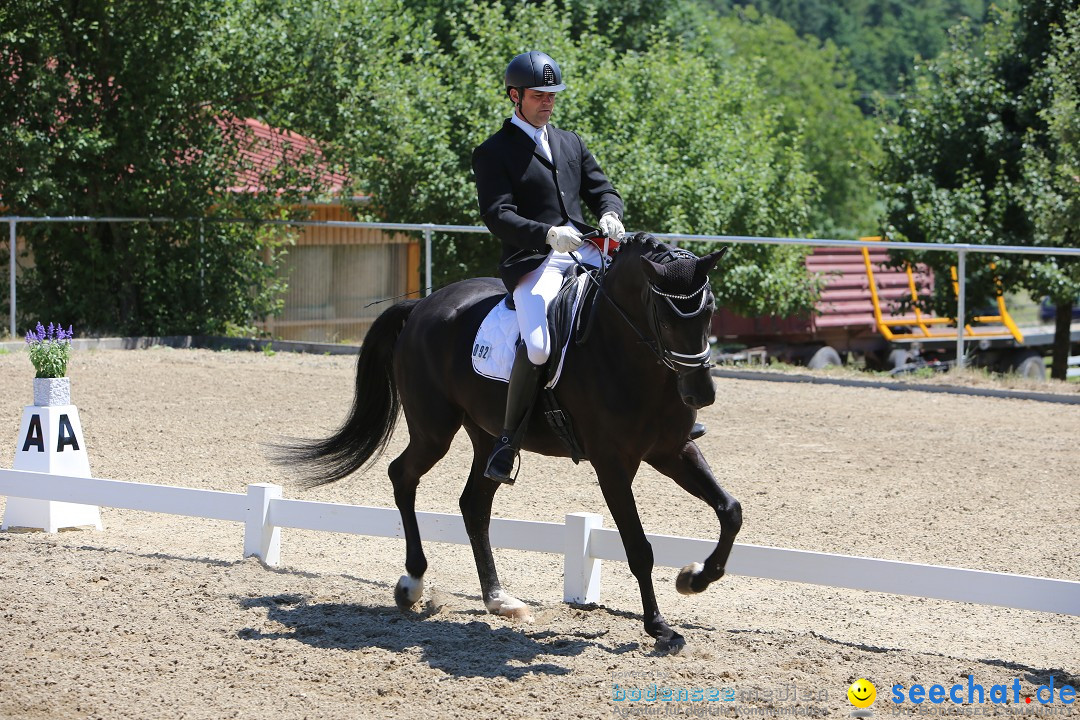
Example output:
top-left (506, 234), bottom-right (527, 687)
top-left (646, 278), bottom-right (714, 373)
top-left (571, 242), bottom-right (714, 374)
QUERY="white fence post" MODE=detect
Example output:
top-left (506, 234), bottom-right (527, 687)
top-left (423, 224), bottom-right (433, 296)
top-left (564, 512), bottom-right (603, 603)
top-left (956, 248), bottom-right (967, 367)
top-left (8, 218), bottom-right (15, 338)
top-left (244, 483), bottom-right (281, 566)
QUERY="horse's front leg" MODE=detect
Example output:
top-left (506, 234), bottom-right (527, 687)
top-left (593, 455), bottom-right (685, 653)
top-left (647, 440), bottom-right (742, 595)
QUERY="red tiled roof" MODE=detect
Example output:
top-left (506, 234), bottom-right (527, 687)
top-left (220, 116), bottom-right (354, 198)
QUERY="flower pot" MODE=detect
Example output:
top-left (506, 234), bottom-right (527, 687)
top-left (33, 376), bottom-right (71, 406)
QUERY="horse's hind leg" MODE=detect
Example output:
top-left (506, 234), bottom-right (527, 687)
top-left (647, 441), bottom-right (742, 595)
top-left (388, 415), bottom-right (460, 611)
top-left (458, 423), bottom-right (532, 621)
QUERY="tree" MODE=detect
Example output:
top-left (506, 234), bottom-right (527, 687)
top-left (877, 1), bottom-right (1080, 379)
top-left (1, 0), bottom-right (840, 331)
top-left (1022, 7), bottom-right (1080, 379)
top-left (0, 0), bottom-right (320, 335)
top-left (878, 13), bottom-right (1028, 316)
top-left (697, 0), bottom-right (988, 110)
top-left (668, 4), bottom-right (881, 236)
top-left (323, 0), bottom-right (822, 315)
top-left (399, 0), bottom-right (678, 53)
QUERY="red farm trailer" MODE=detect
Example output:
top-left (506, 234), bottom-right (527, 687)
top-left (710, 238), bottom-right (1080, 380)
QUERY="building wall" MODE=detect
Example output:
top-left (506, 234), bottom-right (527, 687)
top-left (262, 205), bottom-right (422, 344)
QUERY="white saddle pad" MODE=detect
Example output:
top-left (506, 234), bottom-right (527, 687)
top-left (471, 273), bottom-right (590, 389)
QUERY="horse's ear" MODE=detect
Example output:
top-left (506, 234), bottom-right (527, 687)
top-left (694, 247), bottom-right (729, 283)
top-left (695, 248), bottom-right (730, 287)
top-left (640, 256), bottom-right (667, 284)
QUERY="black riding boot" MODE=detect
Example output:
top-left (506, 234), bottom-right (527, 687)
top-left (690, 422), bottom-right (706, 440)
top-left (484, 344), bottom-right (543, 484)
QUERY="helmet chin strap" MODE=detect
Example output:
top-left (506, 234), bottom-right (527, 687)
top-left (511, 87), bottom-right (525, 117)
top-left (511, 89), bottom-right (547, 130)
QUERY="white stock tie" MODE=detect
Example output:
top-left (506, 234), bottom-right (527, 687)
top-left (534, 126), bottom-right (552, 163)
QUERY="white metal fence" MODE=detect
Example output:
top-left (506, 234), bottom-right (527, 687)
top-left (1, 467), bottom-right (1077, 615)
top-left (5, 216), bottom-right (1080, 359)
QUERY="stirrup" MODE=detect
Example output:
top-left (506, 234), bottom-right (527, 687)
top-left (484, 435), bottom-right (519, 485)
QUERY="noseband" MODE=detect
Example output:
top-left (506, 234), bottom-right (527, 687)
top-left (646, 280), bottom-right (714, 373)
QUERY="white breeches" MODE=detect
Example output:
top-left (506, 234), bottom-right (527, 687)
top-left (513, 243), bottom-right (603, 365)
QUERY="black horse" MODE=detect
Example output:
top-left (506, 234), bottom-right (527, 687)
top-left (281, 233), bottom-right (742, 652)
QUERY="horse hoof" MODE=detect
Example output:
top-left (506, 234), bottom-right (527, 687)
top-left (676, 562), bottom-right (705, 595)
top-left (395, 574), bottom-right (423, 611)
top-left (485, 590), bottom-right (534, 623)
top-left (655, 631), bottom-right (686, 654)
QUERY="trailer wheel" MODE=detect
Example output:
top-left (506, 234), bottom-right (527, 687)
top-left (1010, 351), bottom-right (1047, 381)
top-left (887, 349), bottom-right (912, 371)
top-left (807, 345), bottom-right (843, 370)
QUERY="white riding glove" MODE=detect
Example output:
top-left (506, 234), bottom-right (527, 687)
top-left (546, 225), bottom-right (584, 254)
top-left (599, 212), bottom-right (624, 239)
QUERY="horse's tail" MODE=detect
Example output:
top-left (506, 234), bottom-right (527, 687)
top-left (276, 299), bottom-right (420, 487)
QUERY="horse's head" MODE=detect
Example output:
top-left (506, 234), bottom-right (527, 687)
top-left (631, 237), bottom-right (727, 409)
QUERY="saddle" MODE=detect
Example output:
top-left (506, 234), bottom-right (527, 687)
top-left (471, 266), bottom-right (601, 463)
top-left (471, 266), bottom-right (599, 389)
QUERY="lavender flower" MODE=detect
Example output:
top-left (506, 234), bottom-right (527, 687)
top-left (25, 322), bottom-right (75, 378)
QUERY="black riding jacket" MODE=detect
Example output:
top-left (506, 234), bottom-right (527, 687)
top-left (472, 118), bottom-right (623, 293)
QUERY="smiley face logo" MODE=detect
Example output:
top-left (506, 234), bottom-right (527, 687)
top-left (848, 679), bottom-right (876, 708)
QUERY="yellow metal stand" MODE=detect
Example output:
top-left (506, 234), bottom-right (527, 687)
top-left (860, 237), bottom-right (1023, 343)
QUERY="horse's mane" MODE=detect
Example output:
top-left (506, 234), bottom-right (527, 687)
top-left (612, 232), bottom-right (704, 298)
top-left (614, 231), bottom-right (667, 259)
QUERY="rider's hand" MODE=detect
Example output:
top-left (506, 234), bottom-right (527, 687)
top-left (546, 225), bottom-right (584, 254)
top-left (599, 212), bottom-right (624, 239)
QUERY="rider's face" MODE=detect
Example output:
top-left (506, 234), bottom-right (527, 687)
top-left (513, 88), bottom-right (557, 128)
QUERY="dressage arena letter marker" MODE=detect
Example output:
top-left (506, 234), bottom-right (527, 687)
top-left (21, 414), bottom-right (44, 453)
top-left (2, 403), bottom-right (102, 532)
top-left (56, 414), bottom-right (80, 452)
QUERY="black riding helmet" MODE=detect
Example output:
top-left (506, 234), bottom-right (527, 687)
top-left (504, 51), bottom-right (566, 102)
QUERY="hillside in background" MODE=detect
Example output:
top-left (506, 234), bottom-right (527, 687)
top-left (697, 0), bottom-right (990, 107)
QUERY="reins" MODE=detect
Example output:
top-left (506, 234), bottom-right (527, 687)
top-left (568, 238), bottom-right (713, 373)
top-left (570, 250), bottom-right (662, 362)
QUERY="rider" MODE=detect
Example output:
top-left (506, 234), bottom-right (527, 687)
top-left (472, 50), bottom-right (622, 484)
top-left (472, 51), bottom-right (701, 485)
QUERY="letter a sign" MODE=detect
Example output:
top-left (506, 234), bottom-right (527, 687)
top-left (3, 401), bottom-right (101, 532)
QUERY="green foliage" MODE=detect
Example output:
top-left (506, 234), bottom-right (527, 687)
top-left (0, 0), bottom-right (312, 335)
top-left (556, 32), bottom-right (821, 315)
top-left (314, 0), bottom-right (822, 314)
top-left (699, 0), bottom-right (988, 109)
top-left (1021, 7), bottom-right (1080, 305)
top-left (879, 2), bottom-right (1080, 323)
top-left (2, 0), bottom-right (892, 327)
top-left (877, 0), bottom-right (1079, 382)
top-left (670, 4), bottom-right (882, 236)
top-left (400, 0), bottom-right (677, 52)
top-left (877, 11), bottom-right (1030, 318)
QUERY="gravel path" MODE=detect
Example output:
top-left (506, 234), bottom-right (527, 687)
top-left (0, 347), bottom-right (1077, 720)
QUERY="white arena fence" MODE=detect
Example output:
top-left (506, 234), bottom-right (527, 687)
top-left (1, 467), bottom-right (1077, 615)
